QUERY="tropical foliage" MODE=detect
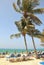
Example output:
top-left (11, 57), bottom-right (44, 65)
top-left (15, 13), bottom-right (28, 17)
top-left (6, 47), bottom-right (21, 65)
top-left (13, 0), bottom-right (44, 25)
top-left (10, 0), bottom-right (44, 55)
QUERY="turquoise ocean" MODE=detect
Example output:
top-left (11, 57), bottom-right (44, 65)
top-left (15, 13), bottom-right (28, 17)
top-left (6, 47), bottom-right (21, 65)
top-left (0, 49), bottom-right (44, 53)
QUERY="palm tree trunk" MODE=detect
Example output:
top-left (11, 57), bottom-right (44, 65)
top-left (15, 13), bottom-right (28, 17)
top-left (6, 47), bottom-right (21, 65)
top-left (31, 33), bottom-right (38, 58)
top-left (31, 35), bottom-right (37, 52)
top-left (23, 35), bottom-right (28, 53)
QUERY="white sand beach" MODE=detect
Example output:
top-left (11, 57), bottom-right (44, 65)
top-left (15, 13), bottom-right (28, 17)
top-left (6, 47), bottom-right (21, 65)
top-left (0, 58), bottom-right (43, 65)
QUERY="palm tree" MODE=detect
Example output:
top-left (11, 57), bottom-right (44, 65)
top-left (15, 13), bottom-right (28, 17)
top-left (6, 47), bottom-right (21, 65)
top-left (11, 0), bottom-right (44, 57)
top-left (10, 18), bottom-right (35, 53)
top-left (10, 20), bottom-right (44, 56)
top-left (27, 29), bottom-right (44, 57)
top-left (10, 32), bottom-right (28, 53)
top-left (15, 20), bottom-right (44, 57)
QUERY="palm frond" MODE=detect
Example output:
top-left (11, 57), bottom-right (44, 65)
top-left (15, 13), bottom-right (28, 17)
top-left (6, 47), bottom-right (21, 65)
top-left (15, 18), bottom-right (34, 30)
top-left (15, 21), bottom-right (22, 31)
top-left (42, 29), bottom-right (44, 34)
top-left (27, 25), bottom-right (35, 28)
top-left (40, 37), bottom-right (44, 42)
top-left (10, 33), bottom-right (21, 39)
top-left (23, 17), bottom-right (35, 29)
top-left (27, 29), bottom-right (43, 38)
top-left (29, 29), bottom-right (39, 35)
top-left (13, 3), bottom-right (21, 13)
top-left (28, 14), bottom-right (42, 25)
top-left (33, 31), bottom-right (44, 42)
top-left (31, 0), bottom-right (39, 8)
top-left (22, 0), bottom-right (39, 11)
top-left (34, 29), bottom-right (41, 34)
top-left (22, 0), bottom-right (32, 11)
top-left (17, 0), bottom-right (21, 6)
top-left (32, 8), bottom-right (44, 14)
top-left (40, 43), bottom-right (44, 46)
top-left (17, 0), bottom-right (22, 10)
top-left (40, 30), bottom-right (44, 42)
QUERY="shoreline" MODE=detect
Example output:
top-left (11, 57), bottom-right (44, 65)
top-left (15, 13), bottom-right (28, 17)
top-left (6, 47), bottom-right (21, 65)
top-left (0, 49), bottom-right (44, 53)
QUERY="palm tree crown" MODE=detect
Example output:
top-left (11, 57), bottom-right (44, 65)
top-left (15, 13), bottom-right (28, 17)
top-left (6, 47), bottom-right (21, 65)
top-left (13, 0), bottom-right (44, 26)
top-left (10, 0), bottom-right (44, 55)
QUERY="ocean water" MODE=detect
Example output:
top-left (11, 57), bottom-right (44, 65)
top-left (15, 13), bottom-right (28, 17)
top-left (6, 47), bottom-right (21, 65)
top-left (0, 49), bottom-right (44, 53)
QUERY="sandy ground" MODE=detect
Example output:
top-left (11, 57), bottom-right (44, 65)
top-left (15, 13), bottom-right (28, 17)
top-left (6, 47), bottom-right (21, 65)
top-left (0, 58), bottom-right (43, 65)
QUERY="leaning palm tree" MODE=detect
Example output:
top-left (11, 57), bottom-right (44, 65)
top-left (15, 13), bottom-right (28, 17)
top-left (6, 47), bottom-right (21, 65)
top-left (15, 20), bottom-right (44, 57)
top-left (27, 29), bottom-right (44, 54)
top-left (10, 31), bottom-right (28, 53)
top-left (10, 0), bottom-right (44, 57)
top-left (10, 19), bottom-right (44, 56)
top-left (12, 0), bottom-right (44, 54)
top-left (10, 18), bottom-right (35, 53)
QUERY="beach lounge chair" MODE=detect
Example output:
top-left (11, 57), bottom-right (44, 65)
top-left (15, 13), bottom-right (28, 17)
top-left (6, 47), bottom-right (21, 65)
top-left (41, 53), bottom-right (44, 58)
top-left (0, 55), bottom-right (5, 58)
top-left (6, 53), bottom-right (16, 60)
top-left (16, 53), bottom-right (21, 57)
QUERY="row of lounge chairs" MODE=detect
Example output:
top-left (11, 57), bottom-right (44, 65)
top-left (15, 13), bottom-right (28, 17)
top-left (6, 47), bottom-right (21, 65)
top-left (6, 53), bottom-right (34, 62)
top-left (8, 53), bottom-right (44, 62)
top-left (0, 51), bottom-right (44, 62)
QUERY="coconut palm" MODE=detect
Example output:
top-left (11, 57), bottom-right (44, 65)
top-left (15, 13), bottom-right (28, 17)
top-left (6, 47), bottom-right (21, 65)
top-left (15, 20), bottom-right (44, 56)
top-left (27, 29), bottom-right (44, 55)
top-left (10, 18), bottom-right (35, 53)
top-left (10, 22), bottom-right (44, 55)
top-left (10, 0), bottom-right (44, 57)
top-left (10, 32), bottom-right (28, 53)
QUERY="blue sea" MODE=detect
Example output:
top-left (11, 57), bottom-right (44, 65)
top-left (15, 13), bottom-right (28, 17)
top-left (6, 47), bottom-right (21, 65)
top-left (0, 49), bottom-right (44, 53)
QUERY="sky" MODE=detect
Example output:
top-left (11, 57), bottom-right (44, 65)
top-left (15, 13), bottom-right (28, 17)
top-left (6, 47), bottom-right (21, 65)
top-left (0, 0), bottom-right (44, 49)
